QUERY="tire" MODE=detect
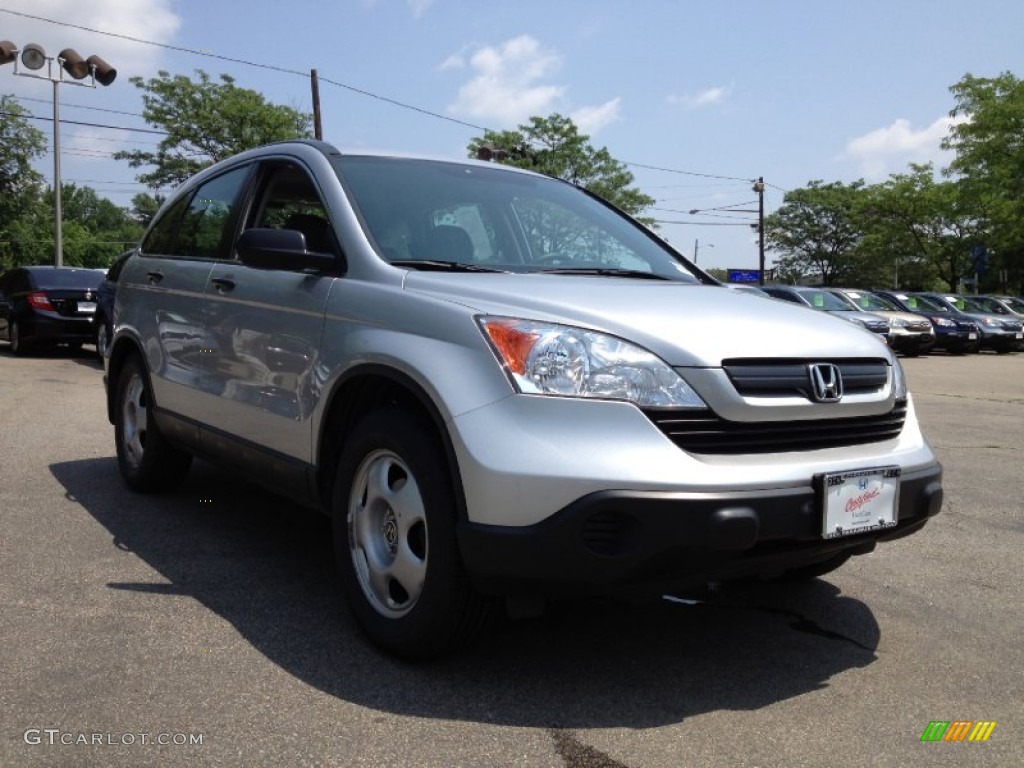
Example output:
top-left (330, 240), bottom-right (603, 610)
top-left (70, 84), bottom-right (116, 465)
top-left (95, 322), bottom-right (109, 360)
top-left (780, 551), bottom-right (853, 581)
top-left (114, 356), bottom-right (192, 492)
top-left (9, 320), bottom-right (31, 356)
top-left (332, 408), bottom-right (494, 659)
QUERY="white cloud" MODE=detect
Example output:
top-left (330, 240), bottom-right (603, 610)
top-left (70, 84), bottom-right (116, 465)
top-left (571, 98), bottom-right (621, 136)
top-left (447, 35), bottom-right (565, 124)
top-left (447, 35), bottom-right (621, 133)
top-left (1, 0), bottom-right (180, 77)
top-left (842, 115), bottom-right (969, 179)
top-left (407, 0), bottom-right (434, 18)
top-left (439, 53), bottom-right (464, 71)
top-left (668, 85), bottom-right (731, 109)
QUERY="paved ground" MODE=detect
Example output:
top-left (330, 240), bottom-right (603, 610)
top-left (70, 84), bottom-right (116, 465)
top-left (1, 345), bottom-right (1021, 767)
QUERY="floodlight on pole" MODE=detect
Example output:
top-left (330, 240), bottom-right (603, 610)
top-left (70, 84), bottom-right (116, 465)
top-left (1, 41), bottom-right (116, 267)
top-left (20, 42), bottom-right (47, 70)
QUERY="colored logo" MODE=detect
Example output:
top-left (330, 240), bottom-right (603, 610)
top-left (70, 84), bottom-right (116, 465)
top-left (920, 721), bottom-right (996, 742)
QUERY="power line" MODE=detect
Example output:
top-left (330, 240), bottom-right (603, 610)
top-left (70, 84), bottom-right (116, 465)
top-left (0, 6), bottom-right (766, 183)
top-left (16, 95), bottom-right (145, 118)
top-left (0, 7), bottom-right (487, 132)
top-left (622, 160), bottom-right (755, 183)
top-left (0, 110), bottom-right (169, 135)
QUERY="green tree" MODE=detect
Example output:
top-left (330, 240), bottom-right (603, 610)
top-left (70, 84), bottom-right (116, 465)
top-left (115, 70), bottom-right (313, 189)
top-left (942, 72), bottom-right (1024, 292)
top-left (764, 180), bottom-right (869, 285)
top-left (0, 95), bottom-right (47, 270)
top-left (10, 185), bottom-right (143, 269)
top-left (129, 192), bottom-right (166, 227)
top-left (468, 113), bottom-right (655, 219)
top-left (860, 165), bottom-right (971, 290)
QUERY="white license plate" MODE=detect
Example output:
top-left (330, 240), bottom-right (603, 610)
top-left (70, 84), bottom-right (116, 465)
top-left (968, 333), bottom-right (977, 340)
top-left (1016, 332), bottom-right (1023, 340)
top-left (77, 301), bottom-right (96, 313)
top-left (821, 466), bottom-right (900, 539)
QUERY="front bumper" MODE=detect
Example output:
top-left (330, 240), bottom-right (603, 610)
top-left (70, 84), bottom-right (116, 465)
top-left (889, 331), bottom-right (935, 354)
top-left (458, 462), bottom-right (942, 597)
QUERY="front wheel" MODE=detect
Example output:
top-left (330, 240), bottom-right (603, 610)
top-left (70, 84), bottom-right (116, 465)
top-left (95, 321), bottom-right (109, 360)
top-left (332, 408), bottom-right (493, 659)
top-left (114, 356), bottom-right (192, 492)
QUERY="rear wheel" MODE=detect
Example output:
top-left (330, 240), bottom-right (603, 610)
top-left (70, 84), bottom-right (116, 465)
top-left (114, 356), bottom-right (192, 492)
top-left (332, 408), bottom-right (493, 659)
top-left (9, 321), bottom-right (31, 356)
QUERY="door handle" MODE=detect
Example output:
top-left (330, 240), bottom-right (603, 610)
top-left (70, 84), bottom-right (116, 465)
top-left (210, 277), bottom-right (235, 293)
top-left (146, 270), bottom-right (164, 284)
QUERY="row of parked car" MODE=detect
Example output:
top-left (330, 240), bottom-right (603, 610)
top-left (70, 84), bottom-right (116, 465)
top-left (740, 284), bottom-right (1024, 355)
top-left (2, 261), bottom-right (1023, 359)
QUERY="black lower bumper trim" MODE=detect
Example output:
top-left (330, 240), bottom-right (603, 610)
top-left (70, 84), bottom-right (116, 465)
top-left (458, 463), bottom-right (942, 597)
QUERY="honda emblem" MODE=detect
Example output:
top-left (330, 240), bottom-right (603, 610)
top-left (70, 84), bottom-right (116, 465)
top-left (808, 363), bottom-right (843, 402)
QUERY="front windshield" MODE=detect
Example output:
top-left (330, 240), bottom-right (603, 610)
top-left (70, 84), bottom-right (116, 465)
top-left (901, 294), bottom-right (949, 313)
top-left (972, 297), bottom-right (1007, 314)
top-left (796, 288), bottom-right (855, 311)
top-left (959, 296), bottom-right (988, 313)
top-left (843, 291), bottom-right (898, 311)
top-left (332, 156), bottom-right (701, 281)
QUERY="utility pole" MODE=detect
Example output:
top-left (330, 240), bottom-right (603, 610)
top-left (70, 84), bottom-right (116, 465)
top-left (310, 69), bottom-right (322, 140)
top-left (753, 177), bottom-right (766, 285)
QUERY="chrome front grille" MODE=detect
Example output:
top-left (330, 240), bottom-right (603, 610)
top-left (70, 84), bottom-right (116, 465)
top-left (722, 359), bottom-right (889, 399)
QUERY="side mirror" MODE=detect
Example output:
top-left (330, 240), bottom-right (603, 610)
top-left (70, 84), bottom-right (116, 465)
top-left (237, 228), bottom-right (335, 272)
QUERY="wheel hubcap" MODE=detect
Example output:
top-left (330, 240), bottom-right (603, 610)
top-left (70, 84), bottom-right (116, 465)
top-left (121, 373), bottom-right (148, 468)
top-left (348, 449), bottom-right (428, 618)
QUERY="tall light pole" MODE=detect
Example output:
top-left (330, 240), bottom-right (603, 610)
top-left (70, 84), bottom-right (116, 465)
top-left (693, 239), bottom-right (713, 264)
top-left (1, 41), bottom-right (116, 267)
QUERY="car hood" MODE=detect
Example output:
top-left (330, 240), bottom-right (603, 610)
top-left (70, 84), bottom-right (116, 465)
top-left (827, 309), bottom-right (888, 325)
top-left (403, 273), bottom-right (892, 367)
top-left (870, 310), bottom-right (930, 325)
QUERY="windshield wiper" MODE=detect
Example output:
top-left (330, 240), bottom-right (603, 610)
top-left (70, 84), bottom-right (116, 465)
top-left (537, 267), bottom-right (674, 280)
top-left (390, 260), bottom-right (506, 273)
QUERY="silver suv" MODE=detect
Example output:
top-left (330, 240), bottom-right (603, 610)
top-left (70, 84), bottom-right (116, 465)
top-left (106, 140), bottom-right (943, 658)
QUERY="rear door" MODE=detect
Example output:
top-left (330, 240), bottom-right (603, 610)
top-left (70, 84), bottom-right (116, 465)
top-left (118, 164), bottom-right (254, 421)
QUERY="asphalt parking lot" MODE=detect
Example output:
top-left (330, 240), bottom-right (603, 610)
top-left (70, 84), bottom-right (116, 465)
top-left (1, 347), bottom-right (1021, 767)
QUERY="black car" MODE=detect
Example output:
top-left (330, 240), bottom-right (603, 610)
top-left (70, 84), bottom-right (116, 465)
top-left (915, 292), bottom-right (1021, 354)
top-left (0, 266), bottom-right (104, 355)
top-left (92, 252), bottom-right (132, 359)
top-left (873, 291), bottom-right (980, 354)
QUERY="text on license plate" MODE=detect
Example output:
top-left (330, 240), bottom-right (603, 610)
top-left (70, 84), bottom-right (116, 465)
top-left (820, 466), bottom-right (900, 539)
top-left (77, 301), bottom-right (96, 313)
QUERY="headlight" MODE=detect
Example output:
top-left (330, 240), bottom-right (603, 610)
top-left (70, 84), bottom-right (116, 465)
top-left (981, 317), bottom-right (999, 327)
top-left (890, 317), bottom-right (908, 328)
top-left (931, 317), bottom-right (955, 327)
top-left (892, 358), bottom-right (907, 399)
top-left (478, 316), bottom-right (707, 408)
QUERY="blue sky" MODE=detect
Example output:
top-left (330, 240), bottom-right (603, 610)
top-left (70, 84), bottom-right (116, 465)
top-left (2, 0), bottom-right (1022, 270)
